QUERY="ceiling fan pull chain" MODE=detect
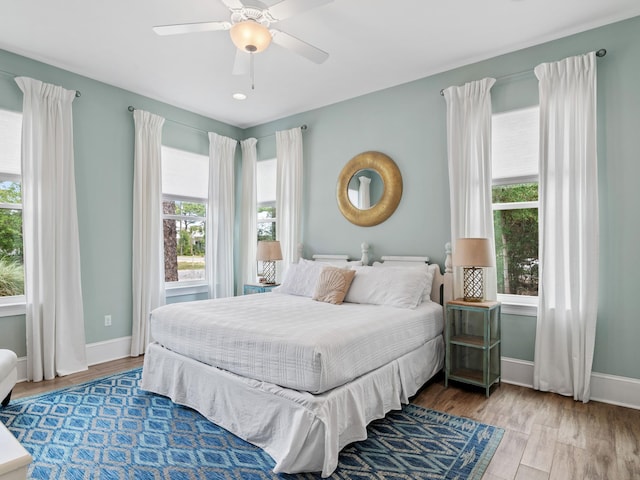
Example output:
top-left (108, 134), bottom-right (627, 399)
top-left (250, 52), bottom-right (255, 90)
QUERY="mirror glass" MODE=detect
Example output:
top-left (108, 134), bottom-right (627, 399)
top-left (336, 151), bottom-right (403, 227)
top-left (347, 169), bottom-right (384, 210)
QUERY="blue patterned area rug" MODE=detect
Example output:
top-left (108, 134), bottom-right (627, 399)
top-left (1, 368), bottom-right (503, 479)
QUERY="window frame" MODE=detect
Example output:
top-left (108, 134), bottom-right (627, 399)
top-left (256, 159), bottom-right (277, 277)
top-left (491, 107), bottom-right (540, 316)
top-left (493, 192), bottom-right (539, 316)
top-left (0, 109), bottom-right (25, 316)
top-left (162, 197), bottom-right (209, 296)
top-left (256, 158), bottom-right (277, 238)
top-left (160, 146), bottom-right (209, 296)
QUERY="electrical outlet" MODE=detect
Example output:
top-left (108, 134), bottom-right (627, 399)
top-left (104, 315), bottom-right (112, 327)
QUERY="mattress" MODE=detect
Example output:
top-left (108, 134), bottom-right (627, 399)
top-left (149, 292), bottom-right (443, 394)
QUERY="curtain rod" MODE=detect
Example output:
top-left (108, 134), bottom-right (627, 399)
top-left (0, 68), bottom-right (82, 97)
top-left (252, 124), bottom-right (308, 141)
top-left (127, 105), bottom-right (307, 141)
top-left (127, 105), bottom-right (209, 134)
top-left (439, 48), bottom-right (607, 96)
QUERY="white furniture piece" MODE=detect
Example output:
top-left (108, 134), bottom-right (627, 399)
top-left (142, 244), bottom-right (452, 477)
top-left (0, 350), bottom-right (32, 480)
top-left (0, 350), bottom-right (17, 408)
top-left (0, 422), bottom-right (32, 480)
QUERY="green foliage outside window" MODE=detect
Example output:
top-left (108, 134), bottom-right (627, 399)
top-left (163, 200), bottom-right (206, 282)
top-left (493, 183), bottom-right (539, 296)
top-left (258, 206), bottom-right (276, 241)
top-left (0, 181), bottom-right (24, 296)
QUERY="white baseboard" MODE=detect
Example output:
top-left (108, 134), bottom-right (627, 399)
top-left (501, 356), bottom-right (640, 410)
top-left (15, 357), bottom-right (26, 383)
top-left (15, 336), bottom-right (132, 383)
top-left (85, 336), bottom-right (132, 367)
top-left (590, 372), bottom-right (640, 410)
top-left (501, 357), bottom-right (534, 388)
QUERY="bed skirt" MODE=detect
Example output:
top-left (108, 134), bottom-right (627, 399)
top-left (141, 335), bottom-right (444, 477)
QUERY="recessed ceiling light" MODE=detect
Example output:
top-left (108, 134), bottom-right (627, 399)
top-left (233, 93), bottom-right (247, 100)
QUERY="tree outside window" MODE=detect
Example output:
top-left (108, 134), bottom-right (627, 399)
top-left (163, 200), bottom-right (206, 283)
top-left (258, 205), bottom-right (276, 241)
top-left (0, 108), bottom-right (24, 299)
top-left (493, 183), bottom-right (538, 296)
top-left (0, 181), bottom-right (23, 297)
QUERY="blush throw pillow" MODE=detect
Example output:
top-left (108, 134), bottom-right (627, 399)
top-left (312, 267), bottom-right (356, 305)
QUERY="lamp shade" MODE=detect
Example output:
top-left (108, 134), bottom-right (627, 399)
top-left (453, 238), bottom-right (495, 267)
top-left (230, 20), bottom-right (272, 53)
top-left (256, 240), bottom-right (282, 262)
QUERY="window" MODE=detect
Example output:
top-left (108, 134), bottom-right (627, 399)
top-left (492, 106), bottom-right (539, 308)
top-left (0, 109), bottom-right (24, 308)
top-left (161, 146), bottom-right (208, 287)
top-left (257, 158), bottom-right (276, 276)
top-left (257, 158), bottom-right (276, 241)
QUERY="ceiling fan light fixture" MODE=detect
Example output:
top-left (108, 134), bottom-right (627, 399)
top-left (230, 20), bottom-right (272, 53)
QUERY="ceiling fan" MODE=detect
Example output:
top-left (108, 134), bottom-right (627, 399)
top-left (153, 0), bottom-right (332, 77)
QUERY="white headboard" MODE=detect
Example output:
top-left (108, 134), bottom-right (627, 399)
top-left (296, 242), bottom-right (453, 305)
top-left (306, 242), bottom-right (370, 266)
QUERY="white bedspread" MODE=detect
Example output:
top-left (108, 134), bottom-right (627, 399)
top-left (150, 292), bottom-right (443, 394)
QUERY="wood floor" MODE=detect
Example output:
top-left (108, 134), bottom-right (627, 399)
top-left (414, 377), bottom-right (640, 480)
top-left (11, 357), bottom-right (640, 480)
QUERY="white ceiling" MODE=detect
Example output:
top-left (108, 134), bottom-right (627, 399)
top-left (1, 0), bottom-right (639, 129)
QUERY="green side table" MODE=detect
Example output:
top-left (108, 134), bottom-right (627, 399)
top-left (445, 299), bottom-right (501, 397)
top-left (243, 283), bottom-right (279, 295)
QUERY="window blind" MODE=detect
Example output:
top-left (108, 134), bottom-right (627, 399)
top-left (257, 158), bottom-right (276, 205)
top-left (0, 109), bottom-right (22, 177)
top-left (492, 106), bottom-right (539, 184)
top-left (161, 146), bottom-right (208, 201)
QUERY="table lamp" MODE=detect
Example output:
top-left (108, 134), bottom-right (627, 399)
top-left (256, 240), bottom-right (282, 285)
top-left (453, 238), bottom-right (495, 302)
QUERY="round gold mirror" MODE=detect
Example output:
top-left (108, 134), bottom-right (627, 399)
top-left (337, 151), bottom-right (402, 227)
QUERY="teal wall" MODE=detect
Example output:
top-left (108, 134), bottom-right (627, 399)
top-left (0, 49), bottom-right (242, 351)
top-left (244, 16), bottom-right (640, 380)
top-left (1, 16), bottom-right (639, 381)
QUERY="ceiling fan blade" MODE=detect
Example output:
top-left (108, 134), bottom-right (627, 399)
top-left (267, 0), bottom-right (333, 21)
top-left (219, 0), bottom-right (245, 9)
top-left (232, 50), bottom-right (251, 76)
top-left (270, 30), bottom-right (329, 64)
top-left (153, 21), bottom-right (231, 36)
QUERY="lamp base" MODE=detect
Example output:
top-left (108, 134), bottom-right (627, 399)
top-left (262, 261), bottom-right (277, 285)
top-left (462, 266), bottom-right (484, 302)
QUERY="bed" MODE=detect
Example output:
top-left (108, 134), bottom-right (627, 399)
top-left (141, 243), bottom-right (453, 477)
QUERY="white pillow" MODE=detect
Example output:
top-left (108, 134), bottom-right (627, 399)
top-left (272, 259), bottom-right (326, 297)
top-left (344, 265), bottom-right (429, 309)
top-left (423, 264), bottom-right (440, 302)
top-left (372, 262), bottom-right (439, 302)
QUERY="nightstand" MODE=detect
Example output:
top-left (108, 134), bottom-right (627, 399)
top-left (243, 283), bottom-right (279, 295)
top-left (445, 299), bottom-right (501, 397)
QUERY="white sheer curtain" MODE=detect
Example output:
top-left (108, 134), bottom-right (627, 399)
top-left (533, 52), bottom-right (599, 402)
top-left (444, 78), bottom-right (497, 300)
top-left (275, 127), bottom-right (303, 280)
top-left (15, 76), bottom-right (87, 381)
top-left (131, 110), bottom-right (166, 356)
top-left (237, 138), bottom-right (258, 294)
top-left (207, 132), bottom-right (237, 298)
